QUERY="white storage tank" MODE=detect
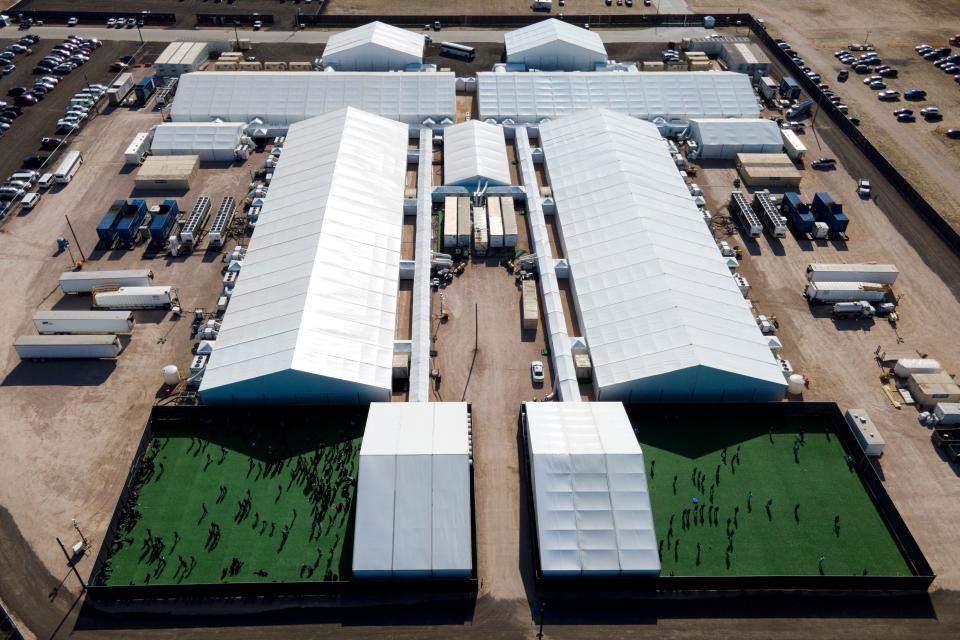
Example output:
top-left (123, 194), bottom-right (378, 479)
top-left (786, 373), bottom-right (805, 395)
top-left (161, 365), bottom-right (181, 386)
top-left (894, 358), bottom-right (943, 378)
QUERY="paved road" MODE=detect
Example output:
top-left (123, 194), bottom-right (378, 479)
top-left (16, 24), bottom-right (714, 45)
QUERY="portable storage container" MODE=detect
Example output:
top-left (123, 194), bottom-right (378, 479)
top-left (500, 196), bottom-right (518, 247)
top-left (33, 310), bottom-right (134, 335)
top-left (443, 195), bottom-right (458, 249)
top-left (522, 279), bottom-right (539, 330)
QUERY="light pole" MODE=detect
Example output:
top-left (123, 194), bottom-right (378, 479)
top-left (136, 24), bottom-right (143, 43)
top-left (233, 21), bottom-right (240, 50)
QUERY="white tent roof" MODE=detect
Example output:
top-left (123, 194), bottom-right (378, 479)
top-left (689, 118), bottom-right (782, 149)
top-left (353, 403), bottom-right (473, 577)
top-left (525, 402), bottom-right (659, 576)
top-left (171, 72), bottom-right (456, 127)
top-left (199, 107), bottom-right (408, 404)
top-left (505, 19), bottom-right (606, 58)
top-left (443, 120), bottom-right (511, 187)
top-left (323, 21), bottom-right (425, 61)
top-left (151, 122), bottom-right (246, 156)
top-left (478, 71), bottom-right (760, 123)
top-left (539, 110), bottom-right (786, 398)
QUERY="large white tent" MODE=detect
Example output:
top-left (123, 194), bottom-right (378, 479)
top-left (539, 109), bottom-right (787, 402)
top-left (171, 72), bottom-right (456, 129)
top-left (478, 71), bottom-right (760, 123)
top-left (505, 19), bottom-right (607, 71)
top-left (443, 120), bottom-right (511, 188)
top-left (151, 122), bottom-right (246, 162)
top-left (525, 401), bottom-right (659, 577)
top-left (353, 403), bottom-right (473, 578)
top-left (199, 107), bottom-right (408, 405)
top-left (322, 21), bottom-right (425, 71)
top-left (687, 118), bottom-right (782, 159)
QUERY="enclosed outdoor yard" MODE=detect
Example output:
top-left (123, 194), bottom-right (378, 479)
top-left (630, 412), bottom-right (913, 578)
top-left (99, 412), bottom-right (365, 586)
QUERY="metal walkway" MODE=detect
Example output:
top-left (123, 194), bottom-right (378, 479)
top-left (409, 128), bottom-right (434, 402)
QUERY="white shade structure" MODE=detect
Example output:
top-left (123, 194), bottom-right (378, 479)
top-left (151, 122), bottom-right (246, 162)
top-left (539, 110), bottom-right (786, 402)
top-left (478, 71), bottom-right (760, 123)
top-left (443, 120), bottom-right (511, 187)
top-left (322, 21), bottom-right (425, 71)
top-left (171, 72), bottom-right (456, 129)
top-left (199, 107), bottom-right (409, 405)
top-left (525, 402), bottom-right (659, 577)
top-left (353, 403), bottom-right (473, 578)
top-left (688, 118), bottom-right (783, 159)
top-left (505, 19), bottom-right (607, 71)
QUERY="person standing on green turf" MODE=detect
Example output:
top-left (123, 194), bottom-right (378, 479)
top-left (747, 491), bottom-right (753, 511)
top-left (818, 555), bottom-right (827, 574)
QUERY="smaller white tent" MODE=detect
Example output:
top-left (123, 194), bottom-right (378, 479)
top-left (688, 118), bottom-right (783, 159)
top-left (525, 402), bottom-right (660, 577)
top-left (443, 120), bottom-right (511, 188)
top-left (322, 21), bottom-right (425, 71)
top-left (151, 122), bottom-right (246, 162)
top-left (505, 19), bottom-right (607, 71)
top-left (353, 402), bottom-right (473, 579)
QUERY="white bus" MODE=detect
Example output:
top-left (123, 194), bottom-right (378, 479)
top-left (53, 150), bottom-right (83, 184)
top-left (439, 41), bottom-right (476, 61)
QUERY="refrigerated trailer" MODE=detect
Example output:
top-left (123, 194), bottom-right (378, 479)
top-left (501, 196), bottom-right (518, 248)
top-left (33, 310), bottom-right (135, 335)
top-left (93, 286), bottom-right (176, 310)
top-left (522, 279), bottom-right (539, 330)
top-left (457, 197), bottom-right (471, 250)
top-left (487, 196), bottom-right (504, 249)
top-left (15, 334), bottom-right (123, 360)
top-left (806, 263), bottom-right (899, 285)
top-left (60, 269), bottom-right (154, 294)
top-left (805, 281), bottom-right (890, 303)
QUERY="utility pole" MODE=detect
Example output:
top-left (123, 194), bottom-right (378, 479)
top-left (234, 22), bottom-right (241, 50)
top-left (537, 602), bottom-right (546, 639)
top-left (474, 303), bottom-right (479, 352)
top-left (56, 537), bottom-right (86, 591)
top-left (64, 215), bottom-right (85, 262)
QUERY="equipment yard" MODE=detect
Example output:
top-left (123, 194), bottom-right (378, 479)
top-left (2, 4), bottom-right (960, 640)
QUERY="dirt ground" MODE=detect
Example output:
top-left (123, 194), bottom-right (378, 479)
top-left (0, 39), bottom-right (164, 186)
top-left (693, 0), bottom-right (960, 239)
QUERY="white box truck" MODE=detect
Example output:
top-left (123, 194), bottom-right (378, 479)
top-left (15, 334), bottom-right (123, 360)
top-left (781, 129), bottom-right (807, 162)
top-left (60, 269), bottom-right (154, 294)
top-left (93, 286), bottom-right (176, 310)
top-left (845, 409), bottom-right (885, 456)
top-left (53, 150), bottom-right (83, 184)
top-left (33, 310), bottom-right (135, 335)
top-left (805, 281), bottom-right (889, 304)
top-left (805, 263), bottom-right (899, 285)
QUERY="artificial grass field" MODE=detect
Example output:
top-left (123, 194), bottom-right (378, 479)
top-left (103, 417), bottom-right (364, 586)
top-left (630, 413), bottom-right (913, 577)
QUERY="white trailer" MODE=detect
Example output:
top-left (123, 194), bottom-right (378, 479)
top-left (487, 196), bottom-right (504, 249)
top-left (804, 281), bottom-right (889, 304)
top-left (845, 409), bottom-right (885, 457)
top-left (522, 279), bottom-right (538, 330)
top-left (457, 197), bottom-right (471, 249)
top-left (53, 150), bottom-right (83, 184)
top-left (781, 129), bottom-right (807, 161)
top-left (805, 263), bottom-right (899, 285)
top-left (934, 403), bottom-right (960, 425)
top-left (33, 310), bottom-right (135, 335)
top-left (15, 334), bottom-right (123, 360)
top-left (108, 72), bottom-right (134, 105)
top-left (501, 196), bottom-right (518, 248)
top-left (125, 132), bottom-right (151, 165)
top-left (93, 286), bottom-right (176, 310)
top-left (443, 195), bottom-right (458, 249)
top-left (59, 269), bottom-right (154, 294)
top-left (472, 205), bottom-right (488, 256)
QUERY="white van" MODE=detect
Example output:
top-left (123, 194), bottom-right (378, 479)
top-left (20, 193), bottom-right (41, 209)
top-left (38, 173), bottom-right (55, 189)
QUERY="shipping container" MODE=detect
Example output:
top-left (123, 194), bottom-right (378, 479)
top-left (845, 409), bottom-right (885, 457)
top-left (806, 263), bottom-right (899, 285)
top-left (812, 192), bottom-right (849, 235)
top-left (472, 205), bottom-right (488, 256)
top-left (804, 281), bottom-right (890, 303)
top-left (730, 191), bottom-right (762, 237)
top-left (149, 200), bottom-right (179, 243)
top-left (14, 334), bottom-right (123, 360)
top-left (457, 197), bottom-right (471, 249)
top-left (53, 150), bottom-right (83, 184)
top-left (522, 279), bottom-right (539, 330)
top-left (93, 286), bottom-right (176, 310)
top-left (124, 132), bottom-right (151, 165)
top-left (781, 192), bottom-right (814, 234)
top-left (487, 196), bottom-right (504, 249)
top-left (108, 72), bottom-right (134, 105)
top-left (59, 269), bottom-right (154, 294)
top-left (893, 358), bottom-right (943, 378)
top-left (780, 129), bottom-right (807, 161)
top-left (33, 310), bottom-right (134, 335)
top-left (443, 195), bottom-right (458, 249)
top-left (501, 196), bottom-right (518, 247)
top-left (134, 76), bottom-right (156, 104)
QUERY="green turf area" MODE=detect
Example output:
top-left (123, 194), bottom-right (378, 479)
top-left (102, 418), bottom-right (364, 586)
top-left (629, 413), bottom-right (913, 577)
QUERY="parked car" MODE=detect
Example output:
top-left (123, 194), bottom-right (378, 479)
top-left (868, 80), bottom-right (887, 89)
top-left (67, 17), bottom-right (78, 26)
top-left (40, 137), bottom-right (62, 150)
top-left (946, 129), bottom-right (960, 139)
top-left (0, 64), bottom-right (14, 76)
top-left (837, 69), bottom-right (849, 81)
top-left (904, 89), bottom-right (927, 100)
top-left (21, 155), bottom-right (47, 169)
top-left (877, 90), bottom-right (900, 100)
top-left (531, 361), bottom-right (545, 383)
top-left (857, 178), bottom-right (871, 198)
top-left (896, 112), bottom-right (916, 122)
top-left (878, 67), bottom-right (898, 78)
top-left (13, 94), bottom-right (37, 106)
top-left (893, 108), bottom-right (913, 116)
top-left (811, 158), bottom-right (837, 170)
